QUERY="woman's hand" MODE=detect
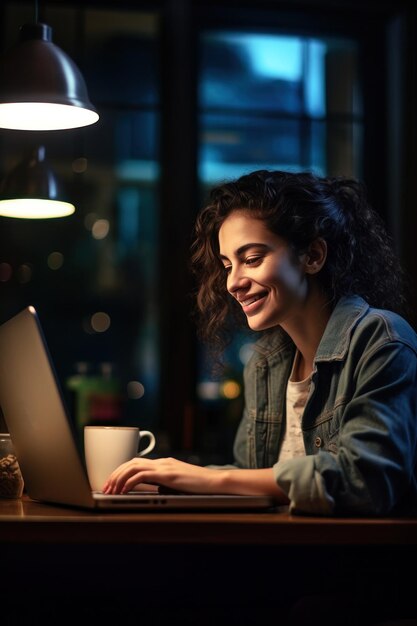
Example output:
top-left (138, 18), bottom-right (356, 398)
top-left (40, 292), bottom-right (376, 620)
top-left (102, 457), bottom-right (288, 502)
top-left (102, 457), bottom-right (222, 495)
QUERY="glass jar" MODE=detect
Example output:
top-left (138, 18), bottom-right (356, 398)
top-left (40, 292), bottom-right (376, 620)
top-left (0, 433), bottom-right (24, 498)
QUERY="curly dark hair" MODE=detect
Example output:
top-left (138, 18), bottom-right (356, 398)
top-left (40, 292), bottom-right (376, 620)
top-left (190, 169), bottom-right (410, 356)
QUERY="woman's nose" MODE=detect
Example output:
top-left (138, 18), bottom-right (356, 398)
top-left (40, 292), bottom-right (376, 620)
top-left (227, 267), bottom-right (250, 294)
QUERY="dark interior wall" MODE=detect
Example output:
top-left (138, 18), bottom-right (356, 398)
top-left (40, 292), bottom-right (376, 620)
top-left (402, 3), bottom-right (417, 326)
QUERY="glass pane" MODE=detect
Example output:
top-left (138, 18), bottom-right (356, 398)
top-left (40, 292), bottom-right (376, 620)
top-left (199, 114), bottom-right (330, 186)
top-left (72, 109), bottom-right (161, 429)
top-left (200, 33), bottom-right (324, 114)
top-left (199, 114), bottom-right (304, 183)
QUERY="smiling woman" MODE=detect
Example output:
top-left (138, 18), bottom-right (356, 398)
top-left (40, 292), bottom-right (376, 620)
top-left (103, 169), bottom-right (417, 519)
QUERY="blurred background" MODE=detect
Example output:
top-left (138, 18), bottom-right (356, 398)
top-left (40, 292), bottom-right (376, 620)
top-left (0, 0), bottom-right (416, 465)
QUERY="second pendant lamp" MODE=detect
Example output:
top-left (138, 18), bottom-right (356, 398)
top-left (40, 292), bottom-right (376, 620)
top-left (0, 146), bottom-right (75, 219)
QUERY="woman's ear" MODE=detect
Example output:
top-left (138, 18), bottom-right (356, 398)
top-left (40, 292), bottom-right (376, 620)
top-left (304, 238), bottom-right (327, 274)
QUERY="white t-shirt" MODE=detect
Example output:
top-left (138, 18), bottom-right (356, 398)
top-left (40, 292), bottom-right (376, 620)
top-left (278, 351), bottom-right (311, 462)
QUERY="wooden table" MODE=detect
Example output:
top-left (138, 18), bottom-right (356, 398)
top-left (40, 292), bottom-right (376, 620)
top-left (1, 495), bottom-right (417, 545)
top-left (1, 496), bottom-right (416, 625)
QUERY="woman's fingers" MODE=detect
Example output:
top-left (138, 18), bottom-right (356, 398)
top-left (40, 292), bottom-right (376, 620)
top-left (103, 458), bottom-right (152, 493)
top-left (102, 457), bottom-right (220, 495)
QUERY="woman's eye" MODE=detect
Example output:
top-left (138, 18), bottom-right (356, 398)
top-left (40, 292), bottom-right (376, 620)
top-left (245, 256), bottom-right (262, 266)
top-left (223, 265), bottom-right (232, 273)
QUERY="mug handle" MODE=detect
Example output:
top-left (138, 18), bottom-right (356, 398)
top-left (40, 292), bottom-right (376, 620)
top-left (136, 430), bottom-right (156, 457)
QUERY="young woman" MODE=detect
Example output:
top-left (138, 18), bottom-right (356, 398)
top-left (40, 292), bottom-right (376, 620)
top-left (104, 170), bottom-right (417, 516)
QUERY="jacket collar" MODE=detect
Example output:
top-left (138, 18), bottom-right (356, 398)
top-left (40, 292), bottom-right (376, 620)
top-left (315, 295), bottom-right (369, 362)
top-left (252, 295), bottom-right (369, 362)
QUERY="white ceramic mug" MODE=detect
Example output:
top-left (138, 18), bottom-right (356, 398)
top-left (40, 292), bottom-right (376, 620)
top-left (84, 426), bottom-right (156, 492)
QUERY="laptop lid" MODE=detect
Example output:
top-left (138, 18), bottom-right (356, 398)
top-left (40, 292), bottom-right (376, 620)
top-left (0, 306), bottom-right (276, 511)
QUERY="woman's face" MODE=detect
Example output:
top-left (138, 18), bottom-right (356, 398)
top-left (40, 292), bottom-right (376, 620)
top-left (218, 211), bottom-right (309, 332)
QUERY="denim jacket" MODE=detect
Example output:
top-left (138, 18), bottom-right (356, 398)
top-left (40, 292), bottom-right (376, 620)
top-left (232, 296), bottom-right (417, 516)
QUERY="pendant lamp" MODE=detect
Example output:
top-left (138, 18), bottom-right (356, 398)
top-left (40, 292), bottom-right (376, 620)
top-left (0, 22), bottom-right (99, 131)
top-left (0, 146), bottom-right (75, 219)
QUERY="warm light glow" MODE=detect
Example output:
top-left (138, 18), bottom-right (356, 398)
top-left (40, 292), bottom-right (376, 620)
top-left (0, 102), bottom-right (99, 131)
top-left (72, 157), bottom-right (88, 173)
top-left (127, 381), bottom-right (145, 400)
top-left (90, 311), bottom-right (111, 333)
top-left (0, 199), bottom-right (75, 219)
top-left (92, 219), bottom-right (110, 239)
top-left (221, 380), bottom-right (241, 399)
top-left (47, 251), bottom-right (64, 270)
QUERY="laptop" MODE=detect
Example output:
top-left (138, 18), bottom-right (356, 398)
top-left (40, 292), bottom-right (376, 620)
top-left (0, 306), bottom-right (276, 511)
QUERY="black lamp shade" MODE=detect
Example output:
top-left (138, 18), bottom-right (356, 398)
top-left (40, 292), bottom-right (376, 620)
top-left (2, 146), bottom-right (61, 198)
top-left (0, 23), bottom-right (99, 130)
top-left (0, 146), bottom-right (75, 218)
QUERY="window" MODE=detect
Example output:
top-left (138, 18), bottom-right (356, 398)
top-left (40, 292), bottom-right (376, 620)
top-left (199, 31), bottom-right (362, 183)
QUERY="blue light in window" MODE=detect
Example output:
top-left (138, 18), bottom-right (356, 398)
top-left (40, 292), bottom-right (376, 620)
top-left (216, 33), bottom-right (303, 81)
top-left (305, 40), bottom-right (326, 117)
top-left (117, 187), bottom-right (140, 247)
top-left (245, 35), bottom-right (303, 81)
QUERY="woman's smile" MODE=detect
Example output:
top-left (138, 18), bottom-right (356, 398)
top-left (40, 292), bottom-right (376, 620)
top-left (238, 291), bottom-right (268, 313)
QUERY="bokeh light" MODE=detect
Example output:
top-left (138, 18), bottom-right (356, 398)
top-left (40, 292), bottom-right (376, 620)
top-left (127, 381), bottom-right (145, 400)
top-left (221, 379), bottom-right (241, 399)
top-left (72, 157), bottom-right (88, 173)
top-left (47, 251), bottom-right (64, 270)
top-left (92, 219), bottom-right (110, 240)
top-left (90, 311), bottom-right (111, 333)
